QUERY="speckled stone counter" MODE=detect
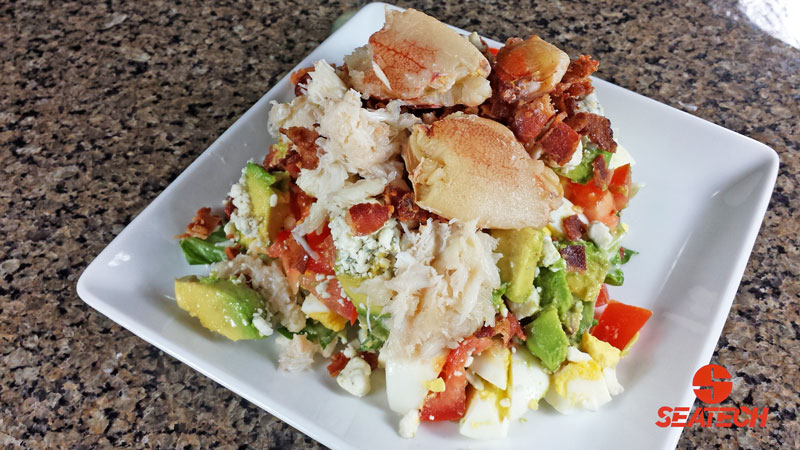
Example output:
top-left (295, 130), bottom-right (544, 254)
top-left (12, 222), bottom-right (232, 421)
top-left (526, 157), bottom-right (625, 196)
top-left (1, 0), bottom-right (798, 448)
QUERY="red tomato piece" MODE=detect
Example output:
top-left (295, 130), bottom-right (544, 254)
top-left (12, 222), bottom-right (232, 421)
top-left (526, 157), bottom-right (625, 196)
top-left (305, 224), bottom-right (336, 275)
top-left (591, 300), bottom-right (652, 350)
top-left (595, 284), bottom-right (609, 308)
top-left (609, 164), bottom-right (631, 211)
top-left (420, 336), bottom-right (493, 422)
top-left (321, 279), bottom-right (358, 324)
top-left (564, 180), bottom-right (619, 228)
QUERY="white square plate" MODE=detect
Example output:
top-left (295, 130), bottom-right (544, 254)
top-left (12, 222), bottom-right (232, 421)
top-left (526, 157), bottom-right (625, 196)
top-left (78, 3), bottom-right (778, 449)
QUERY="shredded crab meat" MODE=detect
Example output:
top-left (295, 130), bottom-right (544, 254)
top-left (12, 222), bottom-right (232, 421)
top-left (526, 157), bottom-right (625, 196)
top-left (383, 220), bottom-right (500, 360)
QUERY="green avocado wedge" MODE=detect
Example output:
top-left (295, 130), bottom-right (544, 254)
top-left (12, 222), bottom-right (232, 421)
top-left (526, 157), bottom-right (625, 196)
top-left (174, 275), bottom-right (269, 341)
top-left (524, 306), bottom-right (569, 372)
top-left (244, 163), bottom-right (289, 245)
top-left (491, 228), bottom-right (544, 303)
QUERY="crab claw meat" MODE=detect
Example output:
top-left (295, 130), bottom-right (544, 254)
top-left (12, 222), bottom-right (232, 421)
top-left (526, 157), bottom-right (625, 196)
top-left (345, 9), bottom-right (492, 107)
top-left (492, 36), bottom-right (570, 104)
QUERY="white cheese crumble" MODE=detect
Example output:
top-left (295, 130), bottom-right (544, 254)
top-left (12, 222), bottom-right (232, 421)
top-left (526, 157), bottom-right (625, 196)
top-left (336, 356), bottom-right (372, 397)
top-left (588, 221), bottom-right (614, 251)
top-left (398, 409), bottom-right (420, 439)
top-left (329, 213), bottom-right (400, 277)
top-left (226, 168), bottom-right (261, 243)
top-left (251, 311), bottom-right (273, 337)
top-left (575, 92), bottom-right (605, 116)
top-left (541, 235), bottom-right (561, 267)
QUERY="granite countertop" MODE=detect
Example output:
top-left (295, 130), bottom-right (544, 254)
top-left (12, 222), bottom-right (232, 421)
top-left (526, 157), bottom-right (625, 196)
top-left (1, 0), bottom-right (798, 448)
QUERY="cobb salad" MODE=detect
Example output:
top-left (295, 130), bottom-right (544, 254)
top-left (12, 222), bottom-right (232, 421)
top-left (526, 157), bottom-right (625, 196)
top-left (172, 8), bottom-right (651, 439)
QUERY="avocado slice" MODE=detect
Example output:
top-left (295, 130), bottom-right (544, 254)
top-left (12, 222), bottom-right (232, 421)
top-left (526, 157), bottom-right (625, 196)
top-left (524, 306), bottom-right (568, 372)
top-left (244, 163), bottom-right (289, 245)
top-left (174, 275), bottom-right (269, 341)
top-left (491, 228), bottom-right (544, 303)
top-left (535, 267), bottom-right (574, 322)
top-left (562, 241), bottom-right (609, 303)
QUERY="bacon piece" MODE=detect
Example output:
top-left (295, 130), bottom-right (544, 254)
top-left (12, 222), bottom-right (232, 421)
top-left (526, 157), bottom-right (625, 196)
top-left (327, 352), bottom-right (350, 377)
top-left (475, 314), bottom-right (526, 345)
top-left (280, 127), bottom-right (320, 170)
top-left (560, 245), bottom-right (587, 272)
top-left (538, 121), bottom-right (581, 165)
top-left (359, 352), bottom-right (379, 371)
top-left (561, 55), bottom-right (599, 84)
top-left (510, 95), bottom-right (555, 143)
top-left (564, 112), bottom-right (617, 152)
top-left (290, 66), bottom-right (314, 97)
top-left (592, 155), bottom-right (611, 190)
top-left (224, 197), bottom-right (235, 221)
top-left (551, 79), bottom-right (594, 115)
top-left (562, 214), bottom-right (587, 241)
top-left (383, 185), bottom-right (440, 223)
top-left (225, 245), bottom-right (241, 261)
top-left (175, 207), bottom-right (222, 239)
top-left (346, 202), bottom-right (392, 236)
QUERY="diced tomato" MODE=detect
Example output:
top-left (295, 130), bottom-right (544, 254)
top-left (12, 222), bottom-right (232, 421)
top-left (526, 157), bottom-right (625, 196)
top-left (564, 180), bottom-right (619, 228)
top-left (595, 284), bottom-right (609, 308)
top-left (305, 224), bottom-right (336, 275)
top-left (420, 336), bottom-right (493, 422)
top-left (322, 279), bottom-right (358, 324)
top-left (609, 164), bottom-right (632, 211)
top-left (488, 47), bottom-right (499, 56)
top-left (591, 300), bottom-right (652, 350)
top-left (420, 314), bottom-right (525, 422)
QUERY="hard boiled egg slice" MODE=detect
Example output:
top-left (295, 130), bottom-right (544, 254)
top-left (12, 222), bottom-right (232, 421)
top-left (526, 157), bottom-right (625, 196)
top-left (508, 349), bottom-right (550, 420)
top-left (385, 353), bottom-right (446, 414)
top-left (544, 359), bottom-right (611, 414)
top-left (459, 385), bottom-right (510, 439)
top-left (469, 342), bottom-right (510, 390)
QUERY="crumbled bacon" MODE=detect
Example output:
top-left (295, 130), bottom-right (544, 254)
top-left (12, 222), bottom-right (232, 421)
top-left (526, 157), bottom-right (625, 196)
top-left (592, 154), bottom-right (611, 189)
top-left (560, 245), bottom-right (587, 272)
top-left (264, 142), bottom-right (289, 169)
top-left (551, 79), bottom-right (594, 115)
top-left (564, 112), bottom-right (617, 152)
top-left (290, 66), bottom-right (314, 97)
top-left (346, 202), bottom-right (392, 236)
top-left (561, 55), bottom-right (599, 84)
top-left (359, 351), bottom-right (379, 371)
top-left (280, 127), bottom-right (320, 170)
top-left (224, 197), bottom-right (235, 221)
top-left (562, 215), bottom-right (587, 241)
top-left (175, 207), bottom-right (222, 239)
top-left (383, 185), bottom-right (441, 223)
top-left (538, 120), bottom-right (581, 165)
top-left (510, 95), bottom-right (555, 143)
top-left (276, 152), bottom-right (303, 178)
top-left (327, 352), bottom-right (350, 377)
top-left (475, 314), bottom-right (526, 346)
top-left (225, 245), bottom-right (241, 261)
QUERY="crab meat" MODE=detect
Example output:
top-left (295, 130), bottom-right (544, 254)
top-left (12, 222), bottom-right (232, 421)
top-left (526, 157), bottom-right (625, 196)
top-left (344, 9), bottom-right (492, 107)
top-left (491, 36), bottom-right (570, 104)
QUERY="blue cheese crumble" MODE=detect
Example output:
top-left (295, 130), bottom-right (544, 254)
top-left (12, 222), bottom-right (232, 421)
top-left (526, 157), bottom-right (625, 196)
top-left (329, 213), bottom-right (400, 277)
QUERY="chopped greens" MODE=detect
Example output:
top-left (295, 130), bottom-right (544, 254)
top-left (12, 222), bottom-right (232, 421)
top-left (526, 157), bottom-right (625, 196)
top-left (179, 227), bottom-right (229, 265)
top-left (356, 304), bottom-right (390, 351)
